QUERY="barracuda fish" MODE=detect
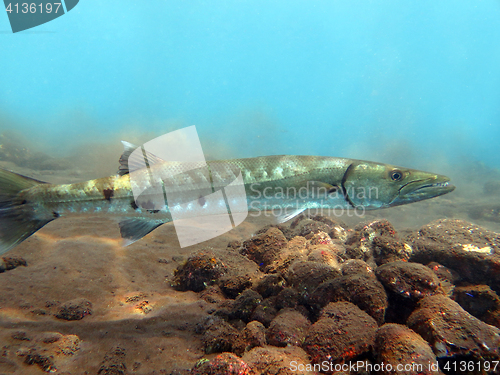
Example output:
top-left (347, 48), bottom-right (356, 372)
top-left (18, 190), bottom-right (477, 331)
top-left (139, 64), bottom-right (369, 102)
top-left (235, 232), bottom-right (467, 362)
top-left (0, 142), bottom-right (455, 254)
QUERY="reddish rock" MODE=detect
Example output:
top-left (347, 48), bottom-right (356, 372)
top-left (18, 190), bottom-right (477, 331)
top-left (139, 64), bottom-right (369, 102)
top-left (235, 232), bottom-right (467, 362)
top-left (265, 236), bottom-right (308, 274)
top-left (97, 347), bottom-right (126, 375)
top-left (303, 302), bottom-right (378, 370)
top-left (192, 352), bottom-right (255, 375)
top-left (453, 285), bottom-right (500, 320)
top-left (408, 220), bottom-right (500, 292)
top-left (266, 308), bottom-right (310, 347)
top-left (241, 228), bottom-right (288, 271)
top-left (55, 298), bottom-right (92, 321)
top-left (407, 295), bottom-right (500, 360)
top-left (243, 346), bottom-right (316, 375)
top-left (426, 262), bottom-right (458, 296)
top-left (233, 321), bottom-right (267, 356)
top-left (172, 252), bottom-right (227, 292)
top-left (230, 290), bottom-right (262, 322)
top-left (253, 274), bottom-right (285, 298)
top-left (201, 317), bottom-right (240, 354)
top-left (285, 261), bottom-right (340, 294)
top-left (307, 244), bottom-right (343, 268)
top-left (342, 259), bottom-right (376, 278)
top-left (375, 323), bottom-right (442, 375)
top-left (308, 274), bottom-right (388, 324)
top-left (218, 275), bottom-right (252, 299)
top-left (372, 235), bottom-right (413, 265)
top-left (376, 261), bottom-right (444, 300)
top-left (249, 300), bottom-right (277, 328)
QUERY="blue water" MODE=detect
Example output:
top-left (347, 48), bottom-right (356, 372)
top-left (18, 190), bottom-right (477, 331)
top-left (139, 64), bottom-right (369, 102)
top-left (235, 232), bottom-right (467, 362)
top-left (1, 0), bottom-right (499, 168)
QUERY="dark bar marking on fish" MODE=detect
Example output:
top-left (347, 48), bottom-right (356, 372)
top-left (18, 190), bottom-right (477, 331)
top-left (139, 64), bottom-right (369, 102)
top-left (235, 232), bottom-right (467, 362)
top-left (103, 188), bottom-right (114, 202)
top-left (198, 195), bottom-right (206, 207)
top-left (52, 211), bottom-right (60, 218)
top-left (341, 163), bottom-right (356, 208)
top-left (130, 201), bottom-right (138, 210)
top-left (147, 209), bottom-right (160, 214)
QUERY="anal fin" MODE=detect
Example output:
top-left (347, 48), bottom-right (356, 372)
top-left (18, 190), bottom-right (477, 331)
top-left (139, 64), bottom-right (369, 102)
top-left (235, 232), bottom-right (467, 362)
top-left (119, 218), bottom-right (165, 246)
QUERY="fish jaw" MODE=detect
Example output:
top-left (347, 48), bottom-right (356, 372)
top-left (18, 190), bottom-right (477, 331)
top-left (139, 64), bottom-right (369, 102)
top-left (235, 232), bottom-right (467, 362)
top-left (391, 175), bottom-right (455, 206)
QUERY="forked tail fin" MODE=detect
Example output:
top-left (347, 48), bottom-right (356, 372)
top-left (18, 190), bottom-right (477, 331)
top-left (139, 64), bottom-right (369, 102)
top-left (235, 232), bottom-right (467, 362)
top-left (0, 169), bottom-right (53, 255)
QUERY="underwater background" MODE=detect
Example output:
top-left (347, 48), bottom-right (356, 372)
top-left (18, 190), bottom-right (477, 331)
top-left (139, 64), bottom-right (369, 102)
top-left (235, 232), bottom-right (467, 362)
top-left (1, 0), bottom-right (500, 171)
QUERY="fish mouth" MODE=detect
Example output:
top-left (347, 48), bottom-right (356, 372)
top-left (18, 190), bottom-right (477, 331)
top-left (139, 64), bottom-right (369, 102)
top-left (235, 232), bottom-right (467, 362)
top-left (398, 176), bottom-right (455, 201)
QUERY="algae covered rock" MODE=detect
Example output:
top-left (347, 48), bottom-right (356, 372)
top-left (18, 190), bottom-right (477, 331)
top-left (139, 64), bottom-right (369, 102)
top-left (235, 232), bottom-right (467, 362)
top-left (303, 302), bottom-right (378, 369)
top-left (172, 252), bottom-right (228, 292)
top-left (407, 295), bottom-right (500, 360)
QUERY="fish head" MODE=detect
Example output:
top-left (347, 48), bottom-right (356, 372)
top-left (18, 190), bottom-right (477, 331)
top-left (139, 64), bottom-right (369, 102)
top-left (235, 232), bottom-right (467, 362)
top-left (342, 161), bottom-right (455, 209)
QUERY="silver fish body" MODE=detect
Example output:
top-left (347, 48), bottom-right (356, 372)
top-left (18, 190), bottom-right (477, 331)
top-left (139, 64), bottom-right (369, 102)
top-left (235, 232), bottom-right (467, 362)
top-left (0, 147), bottom-right (455, 254)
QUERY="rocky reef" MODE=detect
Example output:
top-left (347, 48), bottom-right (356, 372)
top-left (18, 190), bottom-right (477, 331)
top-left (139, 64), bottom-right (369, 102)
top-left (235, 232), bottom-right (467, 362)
top-left (174, 216), bottom-right (500, 375)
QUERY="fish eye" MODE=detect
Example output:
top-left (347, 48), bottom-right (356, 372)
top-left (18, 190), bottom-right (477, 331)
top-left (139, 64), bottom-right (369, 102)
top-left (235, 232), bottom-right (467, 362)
top-left (390, 170), bottom-right (404, 181)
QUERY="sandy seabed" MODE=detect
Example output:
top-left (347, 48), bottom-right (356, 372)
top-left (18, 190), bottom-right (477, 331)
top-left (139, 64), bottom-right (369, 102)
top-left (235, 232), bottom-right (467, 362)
top-left (0, 164), bottom-right (499, 375)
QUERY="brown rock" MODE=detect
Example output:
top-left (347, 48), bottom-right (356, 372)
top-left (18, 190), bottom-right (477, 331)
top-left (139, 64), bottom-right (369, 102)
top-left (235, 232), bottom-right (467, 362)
top-left (303, 302), bottom-right (378, 369)
top-left (266, 308), bottom-right (310, 347)
top-left (342, 259), bottom-right (376, 278)
top-left (172, 252), bottom-right (227, 292)
top-left (218, 275), bottom-right (252, 299)
top-left (0, 256), bottom-right (27, 272)
top-left (407, 295), bottom-right (500, 359)
top-left (230, 290), bottom-right (262, 322)
top-left (375, 323), bottom-right (442, 375)
top-left (97, 347), bottom-right (126, 375)
top-left (253, 274), bottom-right (285, 298)
top-left (409, 220), bottom-right (500, 292)
top-left (192, 352), bottom-right (255, 375)
top-left (376, 261), bottom-right (444, 300)
top-left (243, 346), bottom-right (316, 375)
top-left (200, 285), bottom-right (226, 304)
top-left (265, 236), bottom-right (308, 273)
top-left (453, 285), bottom-right (500, 320)
top-left (55, 298), bottom-right (92, 321)
top-left (201, 317), bottom-right (240, 354)
top-left (233, 321), bottom-right (267, 356)
top-left (250, 298), bottom-right (278, 327)
top-left (286, 261), bottom-right (340, 294)
top-left (241, 227), bottom-right (288, 271)
top-left (308, 274), bottom-right (388, 324)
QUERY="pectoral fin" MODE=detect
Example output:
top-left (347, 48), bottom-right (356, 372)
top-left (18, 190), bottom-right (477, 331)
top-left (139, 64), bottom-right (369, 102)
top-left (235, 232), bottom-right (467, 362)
top-left (276, 208), bottom-right (306, 223)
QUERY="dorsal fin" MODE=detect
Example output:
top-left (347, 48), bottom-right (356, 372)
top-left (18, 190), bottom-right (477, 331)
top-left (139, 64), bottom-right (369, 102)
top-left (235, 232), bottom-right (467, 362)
top-left (117, 141), bottom-right (166, 176)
